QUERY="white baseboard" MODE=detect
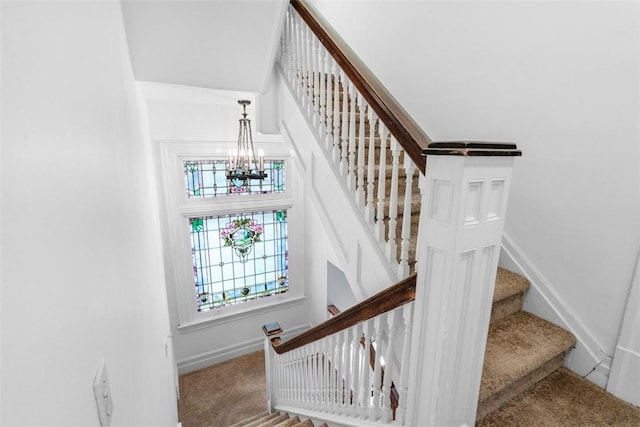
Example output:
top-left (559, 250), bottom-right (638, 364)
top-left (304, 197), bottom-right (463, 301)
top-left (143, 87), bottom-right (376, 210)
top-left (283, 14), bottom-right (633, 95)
top-left (607, 346), bottom-right (640, 405)
top-left (176, 323), bottom-right (309, 375)
top-left (500, 234), bottom-right (611, 387)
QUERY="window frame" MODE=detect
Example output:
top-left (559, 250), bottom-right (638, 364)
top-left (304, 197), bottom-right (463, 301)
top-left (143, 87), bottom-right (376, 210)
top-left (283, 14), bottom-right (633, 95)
top-left (157, 139), bottom-right (304, 331)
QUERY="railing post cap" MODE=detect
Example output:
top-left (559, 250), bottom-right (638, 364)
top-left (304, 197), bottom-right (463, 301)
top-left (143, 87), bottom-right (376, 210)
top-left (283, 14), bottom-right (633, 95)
top-left (263, 321), bottom-right (283, 337)
top-left (422, 141), bottom-right (522, 157)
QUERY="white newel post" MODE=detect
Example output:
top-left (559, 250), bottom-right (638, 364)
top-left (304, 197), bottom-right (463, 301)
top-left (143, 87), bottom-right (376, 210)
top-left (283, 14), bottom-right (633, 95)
top-left (263, 321), bottom-right (283, 414)
top-left (406, 142), bottom-right (522, 427)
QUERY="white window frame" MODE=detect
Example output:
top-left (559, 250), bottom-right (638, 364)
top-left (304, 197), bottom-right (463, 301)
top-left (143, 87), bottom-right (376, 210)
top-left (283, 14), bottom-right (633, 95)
top-left (157, 139), bottom-right (304, 331)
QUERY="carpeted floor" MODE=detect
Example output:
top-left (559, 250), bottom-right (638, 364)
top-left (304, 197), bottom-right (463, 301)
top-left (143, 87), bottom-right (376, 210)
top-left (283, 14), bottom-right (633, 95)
top-left (178, 351), bottom-right (267, 427)
top-left (178, 351), bottom-right (640, 427)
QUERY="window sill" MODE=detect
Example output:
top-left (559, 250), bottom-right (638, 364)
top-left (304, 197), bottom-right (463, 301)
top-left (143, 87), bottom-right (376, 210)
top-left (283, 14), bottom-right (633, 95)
top-left (176, 294), bottom-right (307, 334)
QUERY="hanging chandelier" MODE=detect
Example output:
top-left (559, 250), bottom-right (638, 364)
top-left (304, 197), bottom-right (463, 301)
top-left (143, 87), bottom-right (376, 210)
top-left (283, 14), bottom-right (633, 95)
top-left (226, 100), bottom-right (266, 183)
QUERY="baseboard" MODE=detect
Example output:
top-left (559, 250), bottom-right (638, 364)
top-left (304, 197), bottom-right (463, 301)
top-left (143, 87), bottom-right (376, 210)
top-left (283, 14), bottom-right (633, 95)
top-left (500, 234), bottom-right (611, 387)
top-left (176, 323), bottom-right (310, 375)
top-left (607, 346), bottom-right (640, 405)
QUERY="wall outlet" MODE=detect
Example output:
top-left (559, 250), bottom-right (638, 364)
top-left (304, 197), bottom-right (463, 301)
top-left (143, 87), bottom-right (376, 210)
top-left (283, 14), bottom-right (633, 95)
top-left (93, 359), bottom-right (113, 427)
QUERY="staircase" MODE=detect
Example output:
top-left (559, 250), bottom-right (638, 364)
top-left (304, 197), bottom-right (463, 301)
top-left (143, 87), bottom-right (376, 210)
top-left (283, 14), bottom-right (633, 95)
top-left (271, 2), bottom-right (577, 425)
top-left (478, 268), bottom-right (575, 420)
top-left (230, 411), bottom-right (328, 427)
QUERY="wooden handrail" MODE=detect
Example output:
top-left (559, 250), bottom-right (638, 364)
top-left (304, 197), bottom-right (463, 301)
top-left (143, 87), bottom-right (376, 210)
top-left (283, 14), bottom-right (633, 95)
top-left (291, 0), bottom-right (431, 175)
top-left (267, 273), bottom-right (416, 354)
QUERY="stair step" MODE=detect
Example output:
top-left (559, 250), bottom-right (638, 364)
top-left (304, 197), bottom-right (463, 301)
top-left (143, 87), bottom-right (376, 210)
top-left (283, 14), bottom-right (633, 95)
top-left (228, 412), bottom-right (271, 427)
top-left (477, 368), bottom-right (640, 426)
top-left (244, 412), bottom-right (282, 427)
top-left (477, 311), bottom-right (576, 420)
top-left (274, 416), bottom-right (300, 426)
top-left (491, 268), bottom-right (530, 323)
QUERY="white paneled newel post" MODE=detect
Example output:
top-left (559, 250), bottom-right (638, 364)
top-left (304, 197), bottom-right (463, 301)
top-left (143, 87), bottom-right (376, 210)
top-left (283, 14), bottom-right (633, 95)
top-left (406, 142), bottom-right (522, 426)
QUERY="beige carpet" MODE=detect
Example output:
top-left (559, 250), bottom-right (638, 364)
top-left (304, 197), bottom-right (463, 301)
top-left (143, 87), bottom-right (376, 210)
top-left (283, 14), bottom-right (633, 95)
top-left (179, 351), bottom-right (640, 427)
top-left (478, 368), bottom-right (640, 426)
top-left (178, 351), bottom-right (267, 427)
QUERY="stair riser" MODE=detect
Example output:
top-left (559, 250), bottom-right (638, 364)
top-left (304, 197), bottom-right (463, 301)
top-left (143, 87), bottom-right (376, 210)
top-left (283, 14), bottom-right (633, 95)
top-left (477, 352), bottom-right (567, 420)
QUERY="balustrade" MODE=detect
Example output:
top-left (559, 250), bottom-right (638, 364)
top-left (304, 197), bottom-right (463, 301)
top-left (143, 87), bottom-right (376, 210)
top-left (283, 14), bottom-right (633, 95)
top-left (270, 2), bottom-right (521, 426)
top-left (278, 1), bottom-right (426, 279)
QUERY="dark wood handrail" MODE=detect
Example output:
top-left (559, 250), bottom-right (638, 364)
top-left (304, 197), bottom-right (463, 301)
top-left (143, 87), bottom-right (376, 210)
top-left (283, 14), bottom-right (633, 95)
top-left (267, 273), bottom-right (416, 354)
top-left (291, 0), bottom-right (431, 175)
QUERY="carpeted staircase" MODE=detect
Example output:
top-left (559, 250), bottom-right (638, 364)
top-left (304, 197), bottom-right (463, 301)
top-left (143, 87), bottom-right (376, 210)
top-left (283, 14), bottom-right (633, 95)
top-left (477, 268), bottom-right (576, 420)
top-left (229, 411), bottom-right (327, 427)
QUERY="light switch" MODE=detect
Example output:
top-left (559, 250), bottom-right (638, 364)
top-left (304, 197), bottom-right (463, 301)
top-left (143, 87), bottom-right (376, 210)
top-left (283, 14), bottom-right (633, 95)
top-left (93, 359), bottom-right (113, 427)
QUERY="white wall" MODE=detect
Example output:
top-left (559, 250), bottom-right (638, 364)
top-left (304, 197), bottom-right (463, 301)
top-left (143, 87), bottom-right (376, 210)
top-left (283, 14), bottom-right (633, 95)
top-left (310, 0), bottom-right (639, 384)
top-left (1, 2), bottom-right (177, 426)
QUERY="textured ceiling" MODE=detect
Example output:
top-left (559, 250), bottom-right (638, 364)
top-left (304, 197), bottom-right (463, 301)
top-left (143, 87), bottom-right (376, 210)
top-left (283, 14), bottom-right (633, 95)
top-left (121, 0), bottom-right (287, 92)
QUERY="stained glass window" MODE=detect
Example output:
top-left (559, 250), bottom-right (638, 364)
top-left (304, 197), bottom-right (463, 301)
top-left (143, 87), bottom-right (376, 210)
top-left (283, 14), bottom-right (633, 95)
top-left (184, 160), bottom-right (285, 198)
top-left (190, 209), bottom-right (288, 312)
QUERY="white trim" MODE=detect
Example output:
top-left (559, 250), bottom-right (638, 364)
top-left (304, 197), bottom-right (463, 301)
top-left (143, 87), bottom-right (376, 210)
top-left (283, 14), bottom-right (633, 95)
top-left (177, 323), bottom-right (309, 374)
top-left (501, 233), bottom-right (611, 386)
top-left (177, 295), bottom-right (306, 333)
top-left (607, 249), bottom-right (640, 405)
top-left (156, 139), bottom-right (304, 328)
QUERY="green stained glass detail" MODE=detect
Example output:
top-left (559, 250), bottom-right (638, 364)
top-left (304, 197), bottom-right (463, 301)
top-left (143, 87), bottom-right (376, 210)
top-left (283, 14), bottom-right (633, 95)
top-left (184, 160), bottom-right (284, 198)
top-left (276, 211), bottom-right (287, 222)
top-left (191, 218), bottom-right (204, 232)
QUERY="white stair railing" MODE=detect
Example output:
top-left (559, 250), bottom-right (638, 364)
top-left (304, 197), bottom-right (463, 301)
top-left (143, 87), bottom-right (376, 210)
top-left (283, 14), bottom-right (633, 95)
top-left (264, 298), bottom-right (415, 425)
top-left (279, 2), bottom-right (427, 279)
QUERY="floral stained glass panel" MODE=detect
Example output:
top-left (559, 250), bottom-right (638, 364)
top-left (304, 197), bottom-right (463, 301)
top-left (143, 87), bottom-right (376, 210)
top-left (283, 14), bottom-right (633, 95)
top-left (184, 160), bottom-right (285, 198)
top-left (189, 210), bottom-right (288, 312)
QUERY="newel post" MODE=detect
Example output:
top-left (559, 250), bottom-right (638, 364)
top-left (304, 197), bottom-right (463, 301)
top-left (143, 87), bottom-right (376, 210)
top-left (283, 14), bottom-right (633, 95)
top-left (406, 142), bottom-right (522, 426)
top-left (262, 321), bottom-right (283, 414)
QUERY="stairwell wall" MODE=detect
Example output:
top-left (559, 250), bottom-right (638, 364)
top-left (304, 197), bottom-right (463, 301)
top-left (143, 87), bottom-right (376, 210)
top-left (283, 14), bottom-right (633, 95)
top-left (1, 2), bottom-right (178, 425)
top-left (309, 0), bottom-right (639, 388)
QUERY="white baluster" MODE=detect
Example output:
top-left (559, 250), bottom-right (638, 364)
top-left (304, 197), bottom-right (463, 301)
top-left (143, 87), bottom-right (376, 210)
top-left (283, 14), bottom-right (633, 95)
top-left (304, 26), bottom-right (314, 117)
top-left (347, 80), bottom-right (357, 192)
top-left (375, 123), bottom-right (389, 245)
top-left (356, 94), bottom-right (367, 209)
top-left (340, 71), bottom-right (349, 178)
top-left (365, 111), bottom-right (378, 225)
top-left (349, 323), bottom-right (362, 414)
top-left (399, 153), bottom-right (416, 277)
top-left (359, 320), bottom-right (371, 418)
top-left (294, 14), bottom-right (304, 99)
top-left (311, 36), bottom-right (320, 128)
top-left (382, 309), bottom-right (401, 422)
top-left (324, 55), bottom-right (334, 152)
top-left (318, 44), bottom-right (327, 138)
top-left (386, 136), bottom-right (401, 265)
top-left (332, 65), bottom-right (341, 166)
top-left (397, 302), bottom-right (414, 425)
top-left (331, 332), bottom-right (340, 410)
top-left (372, 316), bottom-right (383, 421)
top-left (340, 328), bottom-right (350, 412)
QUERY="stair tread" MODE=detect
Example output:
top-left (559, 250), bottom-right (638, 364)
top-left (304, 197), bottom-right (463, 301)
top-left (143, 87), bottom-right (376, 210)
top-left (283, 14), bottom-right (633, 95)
top-left (493, 267), bottom-right (530, 303)
top-left (479, 311), bottom-right (576, 403)
top-left (477, 368), bottom-right (640, 426)
top-left (244, 412), bottom-right (282, 427)
top-left (228, 412), bottom-right (271, 427)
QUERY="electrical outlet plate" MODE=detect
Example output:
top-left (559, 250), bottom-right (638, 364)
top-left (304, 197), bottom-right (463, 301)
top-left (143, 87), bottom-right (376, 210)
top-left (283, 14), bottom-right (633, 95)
top-left (93, 359), bottom-right (113, 427)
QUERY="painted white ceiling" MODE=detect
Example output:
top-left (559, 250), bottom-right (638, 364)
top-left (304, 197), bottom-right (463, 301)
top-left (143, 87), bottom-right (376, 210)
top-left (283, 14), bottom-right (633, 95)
top-left (121, 0), bottom-right (287, 93)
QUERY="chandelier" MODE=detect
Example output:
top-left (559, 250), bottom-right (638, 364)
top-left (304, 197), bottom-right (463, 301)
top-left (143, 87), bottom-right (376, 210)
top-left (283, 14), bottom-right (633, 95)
top-left (226, 100), bottom-right (266, 183)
